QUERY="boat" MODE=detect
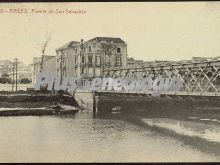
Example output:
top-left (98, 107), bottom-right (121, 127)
top-left (49, 102), bottom-right (79, 114)
top-left (112, 106), bottom-right (122, 113)
top-left (50, 102), bottom-right (62, 110)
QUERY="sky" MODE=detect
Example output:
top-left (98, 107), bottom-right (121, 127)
top-left (0, 2), bottom-right (220, 65)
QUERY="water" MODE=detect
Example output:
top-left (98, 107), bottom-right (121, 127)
top-left (0, 112), bottom-right (219, 162)
top-left (142, 118), bottom-right (220, 143)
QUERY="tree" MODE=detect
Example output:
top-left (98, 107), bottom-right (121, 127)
top-left (20, 78), bottom-right (31, 84)
top-left (1, 73), bottom-right (9, 78)
top-left (0, 77), bottom-right (11, 84)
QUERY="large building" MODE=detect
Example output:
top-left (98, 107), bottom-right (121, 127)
top-left (31, 55), bottom-right (56, 86)
top-left (56, 41), bottom-right (79, 80)
top-left (56, 37), bottom-right (127, 81)
top-left (41, 55), bottom-right (56, 72)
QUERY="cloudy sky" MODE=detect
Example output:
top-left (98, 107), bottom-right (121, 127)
top-left (0, 2), bottom-right (220, 65)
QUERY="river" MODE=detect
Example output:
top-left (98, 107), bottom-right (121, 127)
top-left (0, 110), bottom-right (219, 162)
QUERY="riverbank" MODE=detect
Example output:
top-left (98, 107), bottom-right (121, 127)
top-left (0, 106), bottom-right (79, 116)
top-left (0, 93), bottom-right (79, 116)
top-left (0, 83), bottom-right (32, 92)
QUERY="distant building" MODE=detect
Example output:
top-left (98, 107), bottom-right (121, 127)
top-left (0, 59), bottom-right (32, 84)
top-left (31, 55), bottom-right (56, 86)
top-left (127, 57), bottom-right (180, 68)
top-left (127, 57), bottom-right (144, 67)
top-left (41, 55), bottom-right (56, 72)
top-left (56, 37), bottom-right (127, 82)
top-left (17, 61), bottom-right (25, 69)
top-left (0, 60), bottom-right (29, 79)
top-left (31, 57), bottom-right (41, 86)
top-left (8, 70), bottom-right (32, 81)
top-left (0, 60), bottom-right (13, 74)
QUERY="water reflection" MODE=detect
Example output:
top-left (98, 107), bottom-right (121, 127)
top-left (142, 118), bottom-right (220, 143)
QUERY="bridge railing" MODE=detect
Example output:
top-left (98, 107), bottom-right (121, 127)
top-left (102, 60), bottom-right (220, 95)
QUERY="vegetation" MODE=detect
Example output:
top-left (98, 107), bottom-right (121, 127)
top-left (20, 78), bottom-right (31, 84)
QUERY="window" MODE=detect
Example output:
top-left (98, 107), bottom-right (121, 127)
top-left (63, 61), bottom-right (66, 68)
top-left (116, 57), bottom-right (122, 66)
top-left (75, 56), bottom-right (77, 65)
top-left (95, 56), bottom-right (101, 66)
top-left (88, 56), bottom-right (92, 66)
top-left (117, 48), bottom-right (121, 53)
top-left (63, 67), bottom-right (66, 77)
top-left (61, 51), bottom-right (65, 57)
top-left (89, 46), bottom-right (92, 52)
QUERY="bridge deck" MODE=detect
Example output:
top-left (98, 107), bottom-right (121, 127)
top-left (96, 91), bottom-right (220, 97)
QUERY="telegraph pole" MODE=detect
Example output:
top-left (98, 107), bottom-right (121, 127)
top-left (14, 58), bottom-right (18, 92)
top-left (12, 61), bottom-right (15, 92)
top-left (40, 50), bottom-right (44, 72)
top-left (60, 53), bottom-right (63, 85)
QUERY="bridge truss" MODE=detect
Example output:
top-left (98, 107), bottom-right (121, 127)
top-left (102, 59), bottom-right (220, 96)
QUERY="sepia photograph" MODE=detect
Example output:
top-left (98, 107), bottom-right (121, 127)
top-left (0, 1), bottom-right (219, 163)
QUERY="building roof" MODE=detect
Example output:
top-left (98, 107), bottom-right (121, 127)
top-left (0, 60), bottom-right (13, 65)
top-left (42, 55), bottom-right (56, 63)
top-left (57, 41), bottom-right (79, 51)
top-left (86, 37), bottom-right (125, 43)
top-left (43, 55), bottom-right (55, 58)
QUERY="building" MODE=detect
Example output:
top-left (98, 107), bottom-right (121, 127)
top-left (41, 55), bottom-right (56, 72)
top-left (0, 60), bottom-right (28, 78)
top-left (127, 57), bottom-right (181, 68)
top-left (0, 60), bottom-right (14, 74)
top-left (56, 41), bottom-right (79, 82)
top-left (31, 57), bottom-right (41, 86)
top-left (56, 37), bottom-right (127, 82)
top-left (8, 70), bottom-right (32, 82)
top-left (31, 55), bottom-right (56, 86)
top-left (79, 37), bottom-right (127, 76)
top-left (127, 57), bottom-right (144, 67)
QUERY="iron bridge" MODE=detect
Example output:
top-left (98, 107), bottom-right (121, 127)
top-left (101, 58), bottom-right (220, 96)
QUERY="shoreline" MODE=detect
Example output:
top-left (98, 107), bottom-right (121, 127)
top-left (0, 92), bottom-right (79, 116)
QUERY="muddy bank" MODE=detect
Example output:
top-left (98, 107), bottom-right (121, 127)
top-left (0, 93), bottom-right (79, 116)
top-left (0, 107), bottom-right (79, 116)
top-left (0, 93), bottom-right (78, 106)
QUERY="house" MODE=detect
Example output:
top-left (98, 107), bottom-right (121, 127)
top-left (55, 37), bottom-right (127, 82)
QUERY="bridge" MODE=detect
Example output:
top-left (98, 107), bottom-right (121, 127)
top-left (91, 57), bottom-right (220, 116)
top-left (101, 57), bottom-right (220, 96)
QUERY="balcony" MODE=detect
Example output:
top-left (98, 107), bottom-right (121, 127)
top-left (116, 53), bottom-right (122, 57)
top-left (96, 63), bottom-right (101, 67)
